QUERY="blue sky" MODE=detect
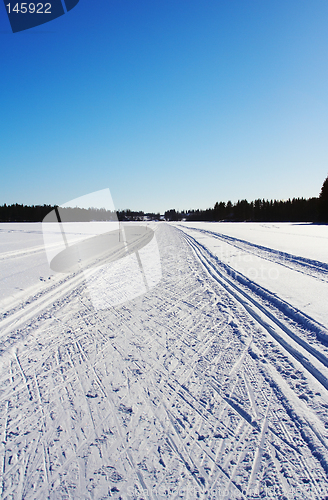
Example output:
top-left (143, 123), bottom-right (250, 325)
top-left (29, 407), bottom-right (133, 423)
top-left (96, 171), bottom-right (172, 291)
top-left (1, 0), bottom-right (328, 213)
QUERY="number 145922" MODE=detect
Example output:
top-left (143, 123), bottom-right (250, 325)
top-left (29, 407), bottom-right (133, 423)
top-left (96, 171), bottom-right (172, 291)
top-left (6, 3), bottom-right (51, 13)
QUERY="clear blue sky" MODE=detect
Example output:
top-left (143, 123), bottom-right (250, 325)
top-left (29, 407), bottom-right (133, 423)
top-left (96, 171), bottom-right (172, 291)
top-left (1, 0), bottom-right (328, 213)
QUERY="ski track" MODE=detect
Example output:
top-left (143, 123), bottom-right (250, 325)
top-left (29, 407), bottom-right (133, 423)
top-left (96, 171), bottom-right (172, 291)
top-left (178, 224), bottom-right (328, 284)
top-left (1, 224), bottom-right (328, 499)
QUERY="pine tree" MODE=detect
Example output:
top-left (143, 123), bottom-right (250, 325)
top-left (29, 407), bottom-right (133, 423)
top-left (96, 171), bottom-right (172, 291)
top-left (319, 175), bottom-right (328, 222)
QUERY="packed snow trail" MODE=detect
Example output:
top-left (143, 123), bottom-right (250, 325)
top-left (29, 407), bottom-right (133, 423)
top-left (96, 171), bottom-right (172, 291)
top-left (1, 224), bottom-right (328, 499)
top-left (175, 222), bottom-right (328, 330)
top-left (178, 224), bottom-right (328, 283)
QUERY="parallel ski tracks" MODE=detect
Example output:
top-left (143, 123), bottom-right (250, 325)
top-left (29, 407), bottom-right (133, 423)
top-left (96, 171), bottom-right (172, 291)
top-left (2, 224), bottom-right (328, 499)
top-left (173, 226), bottom-right (328, 494)
top-left (181, 225), bottom-right (328, 283)
top-left (178, 228), bottom-right (328, 394)
top-left (0, 270), bottom-right (86, 342)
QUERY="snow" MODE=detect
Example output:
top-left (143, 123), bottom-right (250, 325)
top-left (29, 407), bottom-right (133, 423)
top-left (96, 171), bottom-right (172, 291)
top-left (184, 221), bottom-right (328, 263)
top-left (1, 222), bottom-right (328, 499)
top-left (175, 222), bottom-right (328, 329)
top-left (0, 224), bottom-right (55, 308)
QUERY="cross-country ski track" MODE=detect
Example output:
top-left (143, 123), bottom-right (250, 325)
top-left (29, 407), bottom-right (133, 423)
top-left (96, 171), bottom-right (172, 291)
top-left (1, 222), bottom-right (328, 499)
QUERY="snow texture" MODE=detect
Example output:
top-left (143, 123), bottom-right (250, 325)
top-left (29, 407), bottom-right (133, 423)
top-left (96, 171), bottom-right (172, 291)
top-left (1, 221), bottom-right (328, 499)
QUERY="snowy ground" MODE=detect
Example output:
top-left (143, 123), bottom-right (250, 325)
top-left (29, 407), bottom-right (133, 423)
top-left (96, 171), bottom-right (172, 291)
top-left (1, 222), bottom-right (328, 499)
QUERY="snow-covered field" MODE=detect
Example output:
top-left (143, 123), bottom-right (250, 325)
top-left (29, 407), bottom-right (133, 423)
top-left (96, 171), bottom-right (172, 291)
top-left (1, 221), bottom-right (328, 499)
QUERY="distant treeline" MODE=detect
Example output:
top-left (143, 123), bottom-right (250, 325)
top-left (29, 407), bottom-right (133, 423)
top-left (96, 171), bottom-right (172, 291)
top-left (1, 175), bottom-right (327, 223)
top-left (165, 197), bottom-right (322, 222)
top-left (0, 204), bottom-right (54, 222)
top-left (0, 204), bottom-right (159, 222)
top-left (166, 174), bottom-right (328, 222)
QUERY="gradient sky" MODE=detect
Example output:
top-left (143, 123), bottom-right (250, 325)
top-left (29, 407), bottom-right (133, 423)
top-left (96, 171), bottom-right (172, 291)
top-left (1, 0), bottom-right (328, 213)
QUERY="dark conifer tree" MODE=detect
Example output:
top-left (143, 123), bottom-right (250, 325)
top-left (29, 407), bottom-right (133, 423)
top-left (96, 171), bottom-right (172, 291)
top-left (319, 174), bottom-right (328, 222)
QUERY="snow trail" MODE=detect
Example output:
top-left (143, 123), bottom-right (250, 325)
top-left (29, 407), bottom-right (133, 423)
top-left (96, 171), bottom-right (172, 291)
top-left (1, 223), bottom-right (328, 499)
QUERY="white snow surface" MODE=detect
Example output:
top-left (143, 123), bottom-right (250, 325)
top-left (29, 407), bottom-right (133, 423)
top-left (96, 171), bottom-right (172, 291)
top-left (1, 222), bottom-right (328, 499)
top-left (175, 222), bottom-right (328, 329)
